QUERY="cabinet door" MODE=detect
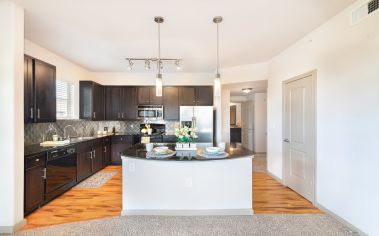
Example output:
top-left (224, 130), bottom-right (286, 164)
top-left (92, 145), bottom-right (103, 173)
top-left (105, 86), bottom-right (121, 120)
top-left (137, 87), bottom-right (150, 105)
top-left (34, 59), bottom-right (56, 123)
top-left (111, 136), bottom-right (132, 165)
top-left (163, 87), bottom-right (179, 120)
top-left (102, 144), bottom-right (111, 167)
top-left (196, 86), bottom-right (213, 106)
top-left (149, 87), bottom-right (163, 105)
top-left (77, 146), bottom-right (93, 182)
top-left (93, 83), bottom-right (105, 120)
top-left (179, 87), bottom-right (196, 106)
top-left (25, 165), bottom-right (45, 214)
top-left (24, 55), bottom-right (34, 123)
top-left (122, 87), bottom-right (137, 120)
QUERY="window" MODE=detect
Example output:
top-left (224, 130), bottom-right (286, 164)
top-left (56, 80), bottom-right (75, 119)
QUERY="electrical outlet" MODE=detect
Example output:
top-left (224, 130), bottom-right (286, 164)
top-left (129, 162), bottom-right (135, 172)
top-left (185, 178), bottom-right (193, 188)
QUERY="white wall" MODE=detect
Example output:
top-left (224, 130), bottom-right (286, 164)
top-left (24, 40), bottom-right (93, 119)
top-left (92, 72), bottom-right (214, 86)
top-left (220, 62), bottom-right (268, 84)
top-left (267, 1), bottom-right (379, 234)
top-left (0, 1), bottom-right (25, 232)
top-left (254, 93), bottom-right (267, 153)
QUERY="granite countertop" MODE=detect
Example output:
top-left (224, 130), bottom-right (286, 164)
top-left (24, 133), bottom-right (139, 157)
top-left (122, 143), bottom-right (254, 161)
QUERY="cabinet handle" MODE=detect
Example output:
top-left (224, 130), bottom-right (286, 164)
top-left (122, 113), bottom-right (124, 119)
top-left (42, 168), bottom-right (47, 179)
top-left (104, 146), bottom-right (107, 153)
top-left (89, 151), bottom-right (93, 159)
top-left (118, 113), bottom-right (120, 119)
top-left (93, 112), bottom-right (96, 119)
top-left (37, 108), bottom-right (40, 119)
top-left (35, 158), bottom-right (39, 162)
top-left (93, 150), bottom-right (96, 158)
top-left (30, 108), bottom-right (33, 119)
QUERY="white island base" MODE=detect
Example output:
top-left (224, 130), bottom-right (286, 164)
top-left (121, 156), bottom-right (253, 216)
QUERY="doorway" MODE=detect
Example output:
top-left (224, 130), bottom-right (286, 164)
top-left (282, 70), bottom-right (316, 202)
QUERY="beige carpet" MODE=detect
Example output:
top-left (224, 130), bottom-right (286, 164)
top-left (74, 171), bottom-right (117, 189)
top-left (16, 215), bottom-right (357, 236)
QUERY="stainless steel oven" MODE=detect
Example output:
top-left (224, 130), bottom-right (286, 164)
top-left (137, 105), bottom-right (163, 120)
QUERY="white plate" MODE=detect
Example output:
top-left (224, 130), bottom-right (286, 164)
top-left (206, 147), bottom-right (222, 153)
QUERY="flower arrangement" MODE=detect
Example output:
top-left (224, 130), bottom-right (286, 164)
top-left (141, 124), bottom-right (152, 135)
top-left (175, 126), bottom-right (198, 144)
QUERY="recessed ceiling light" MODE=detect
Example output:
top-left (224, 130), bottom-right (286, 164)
top-left (242, 88), bottom-right (253, 94)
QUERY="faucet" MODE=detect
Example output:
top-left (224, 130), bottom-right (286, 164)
top-left (63, 125), bottom-right (77, 141)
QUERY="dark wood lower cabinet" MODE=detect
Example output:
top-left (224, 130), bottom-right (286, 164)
top-left (24, 153), bottom-right (46, 215)
top-left (111, 135), bottom-right (134, 165)
top-left (102, 137), bottom-right (111, 167)
top-left (77, 142), bottom-right (93, 182)
top-left (92, 140), bottom-right (103, 173)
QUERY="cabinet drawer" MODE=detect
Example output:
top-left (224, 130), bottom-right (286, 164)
top-left (103, 137), bottom-right (111, 145)
top-left (25, 153), bottom-right (45, 169)
top-left (111, 135), bottom-right (132, 143)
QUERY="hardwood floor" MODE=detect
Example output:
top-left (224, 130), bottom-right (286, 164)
top-left (23, 163), bottom-right (321, 230)
top-left (253, 172), bottom-right (322, 214)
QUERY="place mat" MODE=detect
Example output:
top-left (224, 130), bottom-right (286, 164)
top-left (146, 150), bottom-right (176, 159)
top-left (197, 150), bottom-right (229, 159)
top-left (74, 171), bottom-right (117, 189)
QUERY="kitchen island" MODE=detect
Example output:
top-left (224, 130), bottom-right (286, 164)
top-left (121, 144), bottom-right (254, 216)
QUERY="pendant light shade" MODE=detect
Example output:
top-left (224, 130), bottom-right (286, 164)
top-left (156, 73), bottom-right (163, 97)
top-left (213, 16), bottom-right (223, 97)
top-left (214, 73), bottom-right (221, 97)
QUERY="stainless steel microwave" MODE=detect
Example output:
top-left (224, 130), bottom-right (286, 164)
top-left (137, 105), bottom-right (163, 120)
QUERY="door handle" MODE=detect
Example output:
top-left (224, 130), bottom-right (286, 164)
top-left (283, 139), bottom-right (290, 143)
top-left (42, 168), bottom-right (47, 179)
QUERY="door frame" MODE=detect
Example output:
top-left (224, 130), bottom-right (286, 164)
top-left (282, 70), bottom-right (317, 204)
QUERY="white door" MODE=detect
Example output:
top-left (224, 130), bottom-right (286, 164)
top-left (242, 101), bottom-right (253, 150)
top-left (283, 72), bottom-right (316, 202)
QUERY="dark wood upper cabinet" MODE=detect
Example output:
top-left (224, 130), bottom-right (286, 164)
top-left (163, 87), bottom-right (179, 120)
top-left (105, 86), bottom-right (122, 120)
top-left (179, 87), bottom-right (196, 106)
top-left (196, 86), bottom-right (214, 106)
top-left (149, 87), bottom-right (163, 105)
top-left (137, 87), bottom-right (151, 105)
top-left (80, 81), bottom-right (105, 121)
top-left (24, 55), bottom-right (56, 123)
top-left (24, 55), bottom-right (34, 123)
top-left (121, 87), bottom-right (137, 119)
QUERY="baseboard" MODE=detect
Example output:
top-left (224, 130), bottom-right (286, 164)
top-left (315, 203), bottom-right (368, 236)
top-left (267, 170), bottom-right (283, 184)
top-left (0, 219), bottom-right (26, 234)
top-left (121, 209), bottom-right (254, 216)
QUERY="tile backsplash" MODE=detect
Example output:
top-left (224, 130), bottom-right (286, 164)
top-left (24, 120), bottom-right (179, 145)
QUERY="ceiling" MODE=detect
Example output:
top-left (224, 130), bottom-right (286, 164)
top-left (225, 80), bottom-right (268, 97)
top-left (15, 0), bottom-right (355, 73)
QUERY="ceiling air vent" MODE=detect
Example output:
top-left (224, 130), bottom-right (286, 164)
top-left (352, 0), bottom-right (379, 25)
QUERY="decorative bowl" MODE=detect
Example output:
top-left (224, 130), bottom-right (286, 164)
top-left (206, 147), bottom-right (223, 153)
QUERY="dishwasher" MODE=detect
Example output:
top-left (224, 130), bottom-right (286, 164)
top-left (46, 145), bottom-right (77, 201)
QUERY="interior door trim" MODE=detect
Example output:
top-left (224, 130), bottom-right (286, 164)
top-left (282, 69), bottom-right (317, 204)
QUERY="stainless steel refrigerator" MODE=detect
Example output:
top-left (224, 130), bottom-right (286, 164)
top-left (180, 106), bottom-right (213, 145)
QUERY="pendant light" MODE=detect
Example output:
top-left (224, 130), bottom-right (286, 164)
top-left (213, 16), bottom-right (222, 97)
top-left (155, 16), bottom-right (163, 97)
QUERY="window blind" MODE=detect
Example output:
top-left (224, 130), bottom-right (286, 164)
top-left (56, 80), bottom-right (75, 119)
